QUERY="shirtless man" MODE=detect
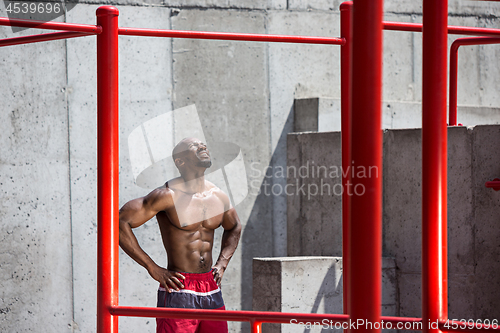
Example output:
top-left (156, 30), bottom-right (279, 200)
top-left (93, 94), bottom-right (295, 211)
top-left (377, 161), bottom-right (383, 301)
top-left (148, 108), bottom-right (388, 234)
top-left (118, 137), bottom-right (242, 333)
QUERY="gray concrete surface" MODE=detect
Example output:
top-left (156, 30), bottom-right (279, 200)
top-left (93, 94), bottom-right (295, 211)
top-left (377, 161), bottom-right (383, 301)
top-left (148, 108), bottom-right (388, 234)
top-left (1, 0), bottom-right (500, 332)
top-left (0, 14), bottom-right (74, 333)
top-left (253, 257), bottom-right (397, 333)
top-left (294, 98), bottom-right (342, 133)
top-left (296, 98), bottom-right (500, 133)
top-left (287, 132), bottom-right (343, 257)
top-left (287, 125), bottom-right (500, 321)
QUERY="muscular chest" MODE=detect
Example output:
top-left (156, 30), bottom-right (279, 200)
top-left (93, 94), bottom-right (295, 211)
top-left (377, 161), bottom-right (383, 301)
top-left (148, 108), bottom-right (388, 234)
top-left (166, 194), bottom-right (225, 229)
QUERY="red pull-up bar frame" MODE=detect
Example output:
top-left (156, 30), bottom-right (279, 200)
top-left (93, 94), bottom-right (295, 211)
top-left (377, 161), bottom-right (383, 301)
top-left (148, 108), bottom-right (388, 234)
top-left (2, 2), bottom-right (500, 333)
top-left (449, 37), bottom-right (500, 126)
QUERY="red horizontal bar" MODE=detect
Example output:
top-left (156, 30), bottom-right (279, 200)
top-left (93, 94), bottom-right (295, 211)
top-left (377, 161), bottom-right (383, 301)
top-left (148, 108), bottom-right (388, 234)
top-left (382, 316), bottom-right (423, 325)
top-left (110, 306), bottom-right (350, 323)
top-left (0, 17), bottom-right (101, 34)
top-left (451, 36), bottom-right (500, 49)
top-left (0, 31), bottom-right (91, 47)
top-left (118, 27), bottom-right (345, 45)
top-left (383, 21), bottom-right (500, 37)
top-left (439, 319), bottom-right (500, 333)
top-left (110, 306), bottom-right (422, 329)
top-left (485, 179), bottom-right (500, 191)
top-left (383, 21), bottom-right (422, 33)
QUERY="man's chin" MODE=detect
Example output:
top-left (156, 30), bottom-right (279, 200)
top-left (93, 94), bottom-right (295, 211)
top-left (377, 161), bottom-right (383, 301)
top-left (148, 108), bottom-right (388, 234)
top-left (198, 160), bottom-right (212, 168)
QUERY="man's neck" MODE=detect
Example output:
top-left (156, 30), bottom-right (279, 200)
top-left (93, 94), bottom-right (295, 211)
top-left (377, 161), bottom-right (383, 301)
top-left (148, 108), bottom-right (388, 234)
top-left (180, 171), bottom-right (206, 194)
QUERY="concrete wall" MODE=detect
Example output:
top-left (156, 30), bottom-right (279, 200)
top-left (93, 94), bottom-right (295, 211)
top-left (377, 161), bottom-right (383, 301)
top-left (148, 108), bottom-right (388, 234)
top-left (1, 0), bottom-right (500, 332)
top-left (294, 98), bottom-right (500, 133)
top-left (287, 125), bottom-right (500, 320)
top-left (253, 257), bottom-right (397, 333)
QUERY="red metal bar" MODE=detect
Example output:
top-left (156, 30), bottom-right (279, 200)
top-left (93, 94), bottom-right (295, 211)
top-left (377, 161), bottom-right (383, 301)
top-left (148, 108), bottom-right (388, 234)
top-left (0, 31), bottom-right (90, 47)
top-left (349, 1), bottom-right (384, 333)
top-left (384, 21), bottom-right (500, 37)
top-left (340, 0), bottom-right (353, 322)
top-left (383, 21), bottom-right (423, 33)
top-left (439, 320), bottom-right (500, 333)
top-left (485, 178), bottom-right (500, 191)
top-left (449, 37), bottom-right (500, 126)
top-left (110, 306), bottom-right (427, 330)
top-left (118, 27), bottom-right (345, 45)
top-left (96, 6), bottom-right (119, 333)
top-left (110, 306), bottom-right (350, 323)
top-left (251, 320), bottom-right (262, 333)
top-left (0, 17), bottom-right (101, 33)
top-left (422, 2), bottom-right (448, 333)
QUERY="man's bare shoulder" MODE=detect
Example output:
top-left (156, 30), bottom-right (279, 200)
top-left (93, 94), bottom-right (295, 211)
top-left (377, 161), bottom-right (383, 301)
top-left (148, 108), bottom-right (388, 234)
top-left (144, 183), bottom-right (175, 209)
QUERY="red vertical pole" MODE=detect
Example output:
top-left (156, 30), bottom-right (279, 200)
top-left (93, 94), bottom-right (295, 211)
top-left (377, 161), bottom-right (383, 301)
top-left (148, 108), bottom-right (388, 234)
top-left (340, 0), bottom-right (353, 319)
top-left (251, 321), bottom-right (262, 333)
top-left (422, 1), bottom-right (448, 333)
top-left (349, 0), bottom-right (384, 332)
top-left (96, 6), bottom-right (119, 333)
top-left (449, 42), bottom-right (459, 126)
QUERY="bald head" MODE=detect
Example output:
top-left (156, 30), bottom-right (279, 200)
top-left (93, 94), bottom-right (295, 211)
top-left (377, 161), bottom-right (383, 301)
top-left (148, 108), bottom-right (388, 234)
top-left (172, 137), bottom-right (194, 162)
top-left (172, 137), bottom-right (211, 171)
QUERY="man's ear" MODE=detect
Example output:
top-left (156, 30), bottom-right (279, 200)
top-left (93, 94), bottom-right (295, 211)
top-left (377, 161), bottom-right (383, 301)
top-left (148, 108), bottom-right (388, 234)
top-left (174, 158), bottom-right (184, 168)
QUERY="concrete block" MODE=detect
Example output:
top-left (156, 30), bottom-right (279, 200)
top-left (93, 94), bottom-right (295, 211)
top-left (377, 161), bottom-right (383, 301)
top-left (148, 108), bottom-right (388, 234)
top-left (382, 129), bottom-right (422, 273)
top-left (447, 127), bottom-right (474, 275)
top-left (293, 98), bottom-right (318, 132)
top-left (382, 101), bottom-right (500, 130)
top-left (382, 101), bottom-right (422, 129)
top-left (253, 257), bottom-right (397, 333)
top-left (287, 0), bottom-right (339, 11)
top-left (287, 132), bottom-right (342, 257)
top-left (457, 106), bottom-right (500, 127)
top-left (318, 98), bottom-right (341, 132)
top-left (449, 274), bottom-right (476, 320)
top-left (287, 126), bottom-right (500, 324)
top-left (397, 273), bottom-right (421, 318)
top-left (293, 98), bottom-right (341, 132)
top-left (471, 125), bottom-right (500, 320)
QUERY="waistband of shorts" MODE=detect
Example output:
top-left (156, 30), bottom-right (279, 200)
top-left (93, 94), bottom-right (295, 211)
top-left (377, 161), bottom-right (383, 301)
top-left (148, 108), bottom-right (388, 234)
top-left (175, 269), bottom-right (214, 280)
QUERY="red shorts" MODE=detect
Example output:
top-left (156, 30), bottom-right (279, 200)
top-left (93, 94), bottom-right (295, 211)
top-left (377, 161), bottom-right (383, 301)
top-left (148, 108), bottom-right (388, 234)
top-left (156, 270), bottom-right (228, 333)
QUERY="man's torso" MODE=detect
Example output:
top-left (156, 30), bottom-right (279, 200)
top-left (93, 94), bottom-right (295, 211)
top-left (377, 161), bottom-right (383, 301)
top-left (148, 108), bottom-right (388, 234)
top-left (155, 179), bottom-right (227, 273)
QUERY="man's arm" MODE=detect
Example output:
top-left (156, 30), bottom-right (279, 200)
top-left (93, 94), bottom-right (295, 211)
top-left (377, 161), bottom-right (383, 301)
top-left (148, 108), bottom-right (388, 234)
top-left (212, 200), bottom-right (242, 286)
top-left (119, 188), bottom-right (185, 291)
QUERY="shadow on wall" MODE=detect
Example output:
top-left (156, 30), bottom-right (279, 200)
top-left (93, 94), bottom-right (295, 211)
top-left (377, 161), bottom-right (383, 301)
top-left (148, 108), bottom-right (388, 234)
top-left (302, 267), bottom-right (343, 333)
